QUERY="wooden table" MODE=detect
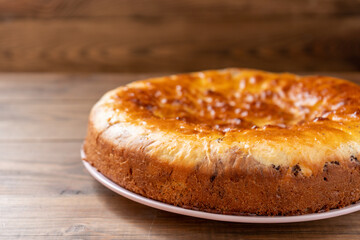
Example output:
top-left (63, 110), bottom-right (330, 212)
top-left (1, 72), bottom-right (360, 239)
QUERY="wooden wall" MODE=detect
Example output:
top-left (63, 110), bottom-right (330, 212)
top-left (0, 0), bottom-right (359, 72)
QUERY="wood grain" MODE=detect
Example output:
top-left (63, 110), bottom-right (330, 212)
top-left (1, 73), bottom-right (360, 239)
top-left (0, 73), bottom-right (166, 100)
top-left (0, 0), bottom-right (359, 72)
top-left (1, 0), bottom-right (359, 19)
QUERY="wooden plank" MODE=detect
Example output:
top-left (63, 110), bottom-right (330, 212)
top-left (0, 141), bottom-right (113, 197)
top-left (0, 100), bottom-right (91, 140)
top-left (0, 73), bottom-right (164, 140)
top-left (2, 195), bottom-right (360, 238)
top-left (0, 0), bottom-right (359, 19)
top-left (0, 141), bottom-right (89, 194)
top-left (0, 6), bottom-right (358, 72)
top-left (0, 73), bottom-right (165, 100)
top-left (2, 205), bottom-right (360, 239)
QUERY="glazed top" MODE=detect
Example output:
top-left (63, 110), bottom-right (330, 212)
top-left (90, 69), bottom-right (360, 176)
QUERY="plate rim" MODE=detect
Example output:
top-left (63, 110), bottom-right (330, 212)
top-left (82, 160), bottom-right (360, 223)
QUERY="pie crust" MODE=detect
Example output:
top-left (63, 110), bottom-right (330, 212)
top-left (83, 69), bottom-right (360, 215)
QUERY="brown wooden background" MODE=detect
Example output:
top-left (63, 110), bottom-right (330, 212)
top-left (0, 0), bottom-right (359, 73)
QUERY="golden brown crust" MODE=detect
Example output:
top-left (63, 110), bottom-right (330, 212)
top-left (84, 121), bottom-right (360, 215)
top-left (83, 69), bottom-right (360, 216)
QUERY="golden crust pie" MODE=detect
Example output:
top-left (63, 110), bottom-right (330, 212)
top-left (83, 69), bottom-right (360, 216)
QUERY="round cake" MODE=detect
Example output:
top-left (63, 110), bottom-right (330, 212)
top-left (83, 69), bottom-right (360, 216)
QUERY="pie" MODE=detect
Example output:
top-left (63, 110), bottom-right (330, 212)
top-left (83, 69), bottom-right (360, 216)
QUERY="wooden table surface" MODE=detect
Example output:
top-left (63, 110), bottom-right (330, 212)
top-left (1, 72), bottom-right (360, 239)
